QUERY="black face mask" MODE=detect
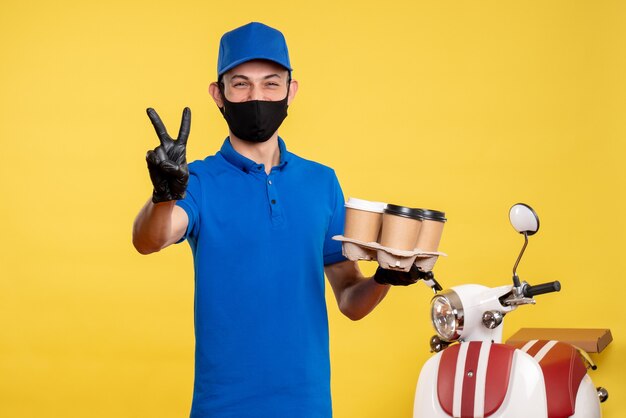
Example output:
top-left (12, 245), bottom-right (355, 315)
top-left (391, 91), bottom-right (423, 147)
top-left (219, 94), bottom-right (289, 143)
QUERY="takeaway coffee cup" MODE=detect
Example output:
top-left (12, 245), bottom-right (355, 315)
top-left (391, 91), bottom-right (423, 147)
top-left (415, 209), bottom-right (447, 252)
top-left (343, 198), bottom-right (387, 243)
top-left (379, 205), bottom-right (424, 251)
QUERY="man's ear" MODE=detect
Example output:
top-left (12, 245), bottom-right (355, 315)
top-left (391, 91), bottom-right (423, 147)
top-left (209, 82), bottom-right (224, 108)
top-left (287, 79), bottom-right (298, 105)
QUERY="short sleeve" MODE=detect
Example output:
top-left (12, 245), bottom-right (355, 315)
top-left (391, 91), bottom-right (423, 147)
top-left (175, 169), bottom-right (202, 244)
top-left (323, 172), bottom-right (348, 265)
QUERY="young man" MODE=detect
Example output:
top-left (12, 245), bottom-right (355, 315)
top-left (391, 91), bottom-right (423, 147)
top-left (133, 22), bottom-right (419, 418)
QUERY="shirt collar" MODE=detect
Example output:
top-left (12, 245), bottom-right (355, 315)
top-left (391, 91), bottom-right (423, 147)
top-left (219, 137), bottom-right (291, 173)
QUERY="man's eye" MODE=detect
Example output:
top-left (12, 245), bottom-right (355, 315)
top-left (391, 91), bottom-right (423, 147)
top-left (233, 82), bottom-right (248, 87)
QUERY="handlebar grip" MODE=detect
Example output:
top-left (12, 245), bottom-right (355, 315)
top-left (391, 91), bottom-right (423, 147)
top-left (523, 281), bottom-right (561, 297)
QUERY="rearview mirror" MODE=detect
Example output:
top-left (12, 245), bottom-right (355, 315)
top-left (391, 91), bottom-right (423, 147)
top-left (509, 203), bottom-right (540, 236)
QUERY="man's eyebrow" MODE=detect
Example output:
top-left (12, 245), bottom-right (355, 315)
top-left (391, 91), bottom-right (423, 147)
top-left (228, 73), bottom-right (282, 81)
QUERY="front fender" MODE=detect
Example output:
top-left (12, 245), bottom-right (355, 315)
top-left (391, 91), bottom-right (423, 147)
top-left (414, 342), bottom-right (548, 418)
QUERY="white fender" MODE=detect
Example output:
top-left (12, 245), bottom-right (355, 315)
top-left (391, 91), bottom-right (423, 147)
top-left (570, 374), bottom-right (601, 418)
top-left (414, 352), bottom-right (448, 417)
top-left (414, 348), bottom-right (548, 418)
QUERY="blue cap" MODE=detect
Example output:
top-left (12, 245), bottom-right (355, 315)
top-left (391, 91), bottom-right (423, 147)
top-left (217, 22), bottom-right (292, 78)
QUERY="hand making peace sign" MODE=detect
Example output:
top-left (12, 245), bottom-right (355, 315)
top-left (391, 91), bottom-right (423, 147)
top-left (145, 107), bottom-right (191, 203)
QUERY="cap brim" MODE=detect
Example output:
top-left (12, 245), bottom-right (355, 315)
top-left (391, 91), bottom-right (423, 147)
top-left (219, 55), bottom-right (292, 76)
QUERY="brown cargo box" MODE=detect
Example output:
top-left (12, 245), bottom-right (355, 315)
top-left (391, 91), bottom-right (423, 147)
top-left (506, 328), bottom-right (612, 353)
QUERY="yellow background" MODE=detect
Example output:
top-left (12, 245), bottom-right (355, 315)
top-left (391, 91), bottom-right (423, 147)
top-left (1, 0), bottom-right (624, 417)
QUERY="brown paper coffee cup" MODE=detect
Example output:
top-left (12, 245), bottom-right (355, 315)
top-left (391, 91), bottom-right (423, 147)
top-left (379, 205), bottom-right (424, 251)
top-left (415, 209), bottom-right (447, 251)
top-left (343, 198), bottom-right (386, 243)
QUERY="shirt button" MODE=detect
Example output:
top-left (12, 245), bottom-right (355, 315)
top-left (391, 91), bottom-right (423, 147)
top-left (268, 180), bottom-right (272, 185)
top-left (271, 199), bottom-right (276, 204)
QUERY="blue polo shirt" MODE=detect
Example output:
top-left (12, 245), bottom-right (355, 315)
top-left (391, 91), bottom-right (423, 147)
top-left (176, 137), bottom-right (346, 418)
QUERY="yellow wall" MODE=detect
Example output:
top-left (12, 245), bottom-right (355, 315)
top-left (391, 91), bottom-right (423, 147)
top-left (1, 1), bottom-right (624, 416)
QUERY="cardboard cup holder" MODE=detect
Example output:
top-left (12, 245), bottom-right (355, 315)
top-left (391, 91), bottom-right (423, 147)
top-left (339, 199), bottom-right (447, 273)
top-left (341, 241), bottom-right (377, 261)
top-left (332, 235), bottom-right (446, 272)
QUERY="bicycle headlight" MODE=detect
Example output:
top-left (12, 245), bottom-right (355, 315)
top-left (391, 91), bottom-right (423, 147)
top-left (430, 290), bottom-right (464, 341)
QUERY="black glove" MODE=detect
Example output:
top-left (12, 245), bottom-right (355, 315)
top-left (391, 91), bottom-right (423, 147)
top-left (374, 264), bottom-right (439, 287)
top-left (145, 107), bottom-right (191, 203)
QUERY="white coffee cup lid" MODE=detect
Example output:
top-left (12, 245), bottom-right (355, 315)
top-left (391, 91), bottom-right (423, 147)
top-left (345, 198), bottom-right (387, 213)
